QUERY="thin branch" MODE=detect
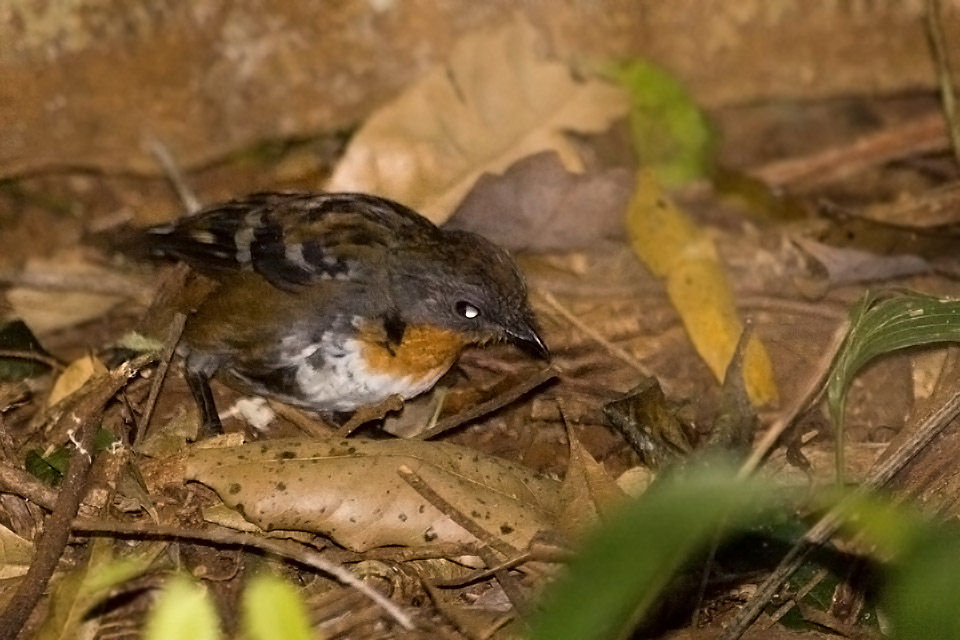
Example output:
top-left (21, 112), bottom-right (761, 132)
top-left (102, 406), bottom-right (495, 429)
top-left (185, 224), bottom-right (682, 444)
top-left (536, 289), bottom-right (652, 376)
top-left (738, 321), bottom-right (849, 477)
top-left (0, 461), bottom-right (57, 511)
top-left (415, 367), bottom-right (557, 440)
top-left (0, 269), bottom-right (149, 300)
top-left (70, 519), bottom-right (415, 630)
top-left (133, 313), bottom-right (186, 446)
top-left (750, 112), bottom-right (947, 188)
top-left (145, 136), bottom-right (202, 214)
top-left (0, 350), bottom-right (64, 371)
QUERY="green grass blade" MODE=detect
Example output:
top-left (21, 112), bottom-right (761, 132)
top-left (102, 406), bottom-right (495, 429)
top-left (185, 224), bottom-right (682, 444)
top-left (827, 291), bottom-right (960, 481)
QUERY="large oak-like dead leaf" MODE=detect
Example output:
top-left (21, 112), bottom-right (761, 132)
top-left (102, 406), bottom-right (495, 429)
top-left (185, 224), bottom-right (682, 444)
top-left (160, 438), bottom-right (561, 552)
top-left (447, 152), bottom-right (634, 251)
top-left (325, 18), bottom-right (629, 223)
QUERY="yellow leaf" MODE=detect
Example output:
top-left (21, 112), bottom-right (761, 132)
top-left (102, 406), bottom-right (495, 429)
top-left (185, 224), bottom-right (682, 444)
top-left (626, 170), bottom-right (778, 406)
top-left (326, 17), bottom-right (629, 223)
top-left (48, 355), bottom-right (107, 407)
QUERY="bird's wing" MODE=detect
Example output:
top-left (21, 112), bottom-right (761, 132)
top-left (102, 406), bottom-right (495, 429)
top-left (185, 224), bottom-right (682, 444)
top-left (144, 192), bottom-right (435, 290)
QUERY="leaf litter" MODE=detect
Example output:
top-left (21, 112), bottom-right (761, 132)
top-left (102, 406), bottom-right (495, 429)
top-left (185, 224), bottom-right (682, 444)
top-left (1, 10), bottom-right (960, 640)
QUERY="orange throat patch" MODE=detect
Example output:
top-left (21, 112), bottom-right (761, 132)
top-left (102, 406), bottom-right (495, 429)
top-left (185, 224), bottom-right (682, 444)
top-left (358, 323), bottom-right (467, 383)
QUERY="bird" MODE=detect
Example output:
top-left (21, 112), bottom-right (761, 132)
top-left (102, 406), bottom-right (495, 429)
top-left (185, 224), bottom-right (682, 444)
top-left (134, 191), bottom-right (548, 435)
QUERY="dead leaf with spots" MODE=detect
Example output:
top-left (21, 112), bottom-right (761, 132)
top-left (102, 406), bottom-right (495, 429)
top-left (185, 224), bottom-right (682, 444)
top-left (151, 438), bottom-right (561, 552)
top-left (446, 152), bottom-right (634, 251)
top-left (326, 17), bottom-right (629, 223)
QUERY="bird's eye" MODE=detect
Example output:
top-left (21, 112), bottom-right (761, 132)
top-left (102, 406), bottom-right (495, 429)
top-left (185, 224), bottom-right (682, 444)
top-left (456, 301), bottom-right (480, 319)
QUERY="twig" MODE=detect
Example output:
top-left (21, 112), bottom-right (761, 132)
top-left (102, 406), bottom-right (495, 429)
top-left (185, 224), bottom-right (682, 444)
top-left (415, 367), bottom-right (558, 440)
top-left (267, 400), bottom-right (337, 438)
top-left (0, 461), bottom-right (57, 511)
top-left (536, 290), bottom-right (652, 376)
top-left (926, 0), bottom-right (960, 167)
top-left (766, 567), bottom-right (830, 627)
top-left (433, 552), bottom-right (533, 588)
top-left (397, 465), bottom-right (517, 557)
top-left (70, 519), bottom-right (414, 630)
top-left (750, 112), bottom-right (948, 188)
top-left (738, 321), bottom-right (849, 477)
top-left (0, 356), bottom-right (150, 640)
top-left (0, 350), bottom-right (64, 371)
top-left (720, 385), bottom-right (960, 639)
top-left (477, 545), bottom-right (529, 616)
top-left (322, 541), bottom-right (483, 565)
top-left (145, 136), bottom-right (202, 214)
top-left (133, 313), bottom-right (186, 446)
top-left (0, 269), bottom-right (149, 300)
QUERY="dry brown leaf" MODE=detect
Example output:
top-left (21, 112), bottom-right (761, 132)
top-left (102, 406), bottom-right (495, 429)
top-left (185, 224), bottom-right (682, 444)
top-left (793, 236), bottom-right (930, 287)
top-left (325, 17), bottom-right (629, 223)
top-left (0, 522), bottom-right (33, 579)
top-left (558, 429), bottom-right (626, 537)
top-left (447, 152), bottom-right (634, 251)
top-left (47, 355), bottom-right (107, 407)
top-left (166, 438), bottom-right (561, 552)
top-left (6, 251), bottom-right (127, 335)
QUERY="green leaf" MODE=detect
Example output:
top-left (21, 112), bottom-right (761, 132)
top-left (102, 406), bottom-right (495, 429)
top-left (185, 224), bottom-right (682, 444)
top-left (608, 59), bottom-right (715, 187)
top-left (0, 319), bottom-right (51, 381)
top-left (25, 448), bottom-right (69, 486)
top-left (35, 539), bottom-right (160, 640)
top-left (25, 428), bottom-right (117, 486)
top-left (827, 290), bottom-right (960, 480)
top-left (529, 460), bottom-right (774, 640)
top-left (243, 573), bottom-right (315, 640)
top-left (144, 575), bottom-right (221, 640)
top-left (836, 495), bottom-right (960, 640)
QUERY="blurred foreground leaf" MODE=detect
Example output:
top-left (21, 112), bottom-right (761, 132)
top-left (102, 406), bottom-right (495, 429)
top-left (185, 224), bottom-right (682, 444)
top-left (531, 462), bottom-right (960, 640)
top-left (36, 539), bottom-right (160, 640)
top-left (144, 576), bottom-right (220, 640)
top-left (827, 290), bottom-right (960, 479)
top-left (530, 461), bottom-right (772, 640)
top-left (608, 59), bottom-right (715, 187)
top-left (243, 573), bottom-right (315, 640)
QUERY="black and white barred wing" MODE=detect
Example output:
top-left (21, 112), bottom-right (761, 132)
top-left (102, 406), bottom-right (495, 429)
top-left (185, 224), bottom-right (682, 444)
top-left (145, 192), bottom-right (435, 290)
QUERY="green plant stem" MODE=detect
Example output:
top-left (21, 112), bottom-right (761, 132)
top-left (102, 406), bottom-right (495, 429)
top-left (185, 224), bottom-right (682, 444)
top-left (927, 0), bottom-right (960, 167)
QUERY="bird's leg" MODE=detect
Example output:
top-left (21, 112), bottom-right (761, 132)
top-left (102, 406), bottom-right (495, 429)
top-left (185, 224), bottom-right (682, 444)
top-left (183, 354), bottom-right (222, 437)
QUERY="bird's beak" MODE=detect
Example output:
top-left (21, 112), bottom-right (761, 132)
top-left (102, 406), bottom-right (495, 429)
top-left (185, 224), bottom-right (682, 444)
top-left (505, 318), bottom-right (550, 359)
